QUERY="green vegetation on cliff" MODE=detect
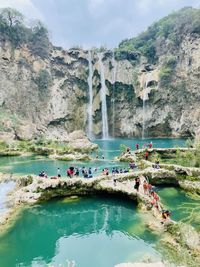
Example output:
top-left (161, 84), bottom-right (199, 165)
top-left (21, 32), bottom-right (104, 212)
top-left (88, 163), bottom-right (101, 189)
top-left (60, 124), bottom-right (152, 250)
top-left (159, 55), bottom-right (177, 87)
top-left (119, 7), bottom-right (200, 63)
top-left (0, 8), bottom-right (50, 58)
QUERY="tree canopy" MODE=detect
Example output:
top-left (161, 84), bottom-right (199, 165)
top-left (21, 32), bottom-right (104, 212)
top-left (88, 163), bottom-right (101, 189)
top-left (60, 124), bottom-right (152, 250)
top-left (0, 8), bottom-right (50, 58)
top-left (118, 7), bottom-right (200, 63)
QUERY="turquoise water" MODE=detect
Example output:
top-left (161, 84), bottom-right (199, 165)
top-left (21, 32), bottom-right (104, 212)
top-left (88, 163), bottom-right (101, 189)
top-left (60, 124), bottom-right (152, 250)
top-left (0, 138), bottom-right (186, 177)
top-left (158, 186), bottom-right (200, 230)
top-left (0, 197), bottom-right (161, 267)
top-left (0, 156), bottom-right (127, 177)
top-left (95, 138), bottom-right (186, 159)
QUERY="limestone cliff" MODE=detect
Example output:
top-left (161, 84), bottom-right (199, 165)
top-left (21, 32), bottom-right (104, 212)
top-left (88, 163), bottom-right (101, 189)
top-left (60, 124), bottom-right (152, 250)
top-left (0, 7), bottom-right (200, 140)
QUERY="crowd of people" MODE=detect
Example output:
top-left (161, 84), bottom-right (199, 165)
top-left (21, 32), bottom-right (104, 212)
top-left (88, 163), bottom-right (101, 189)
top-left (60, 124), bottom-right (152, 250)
top-left (38, 163), bottom-right (139, 180)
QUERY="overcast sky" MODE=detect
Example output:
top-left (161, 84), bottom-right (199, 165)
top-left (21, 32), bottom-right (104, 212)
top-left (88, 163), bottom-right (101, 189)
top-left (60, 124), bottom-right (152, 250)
top-left (0, 0), bottom-right (200, 48)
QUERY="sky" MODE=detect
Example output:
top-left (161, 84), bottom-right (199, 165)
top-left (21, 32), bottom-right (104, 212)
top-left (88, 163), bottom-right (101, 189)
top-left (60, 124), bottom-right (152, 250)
top-left (0, 0), bottom-right (199, 49)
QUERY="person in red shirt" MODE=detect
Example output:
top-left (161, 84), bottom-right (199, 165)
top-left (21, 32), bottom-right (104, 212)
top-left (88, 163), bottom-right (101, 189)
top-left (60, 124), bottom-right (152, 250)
top-left (145, 151), bottom-right (149, 160)
top-left (67, 167), bottom-right (74, 178)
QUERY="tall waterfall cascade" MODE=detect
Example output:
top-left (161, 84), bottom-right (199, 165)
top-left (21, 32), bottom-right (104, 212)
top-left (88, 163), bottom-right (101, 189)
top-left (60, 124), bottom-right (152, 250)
top-left (98, 52), bottom-right (109, 139)
top-left (142, 72), bottom-right (152, 139)
top-left (87, 50), bottom-right (94, 140)
top-left (112, 51), bottom-right (117, 138)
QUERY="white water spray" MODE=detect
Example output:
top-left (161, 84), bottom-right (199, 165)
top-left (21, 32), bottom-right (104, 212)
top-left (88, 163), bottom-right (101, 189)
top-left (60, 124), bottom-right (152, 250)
top-left (98, 52), bottom-right (109, 139)
top-left (111, 51), bottom-right (117, 138)
top-left (87, 50), bottom-right (94, 140)
top-left (142, 72), bottom-right (152, 139)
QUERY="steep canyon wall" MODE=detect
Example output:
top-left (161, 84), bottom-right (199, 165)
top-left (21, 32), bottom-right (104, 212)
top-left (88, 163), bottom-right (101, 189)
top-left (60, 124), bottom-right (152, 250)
top-left (0, 32), bottom-right (199, 140)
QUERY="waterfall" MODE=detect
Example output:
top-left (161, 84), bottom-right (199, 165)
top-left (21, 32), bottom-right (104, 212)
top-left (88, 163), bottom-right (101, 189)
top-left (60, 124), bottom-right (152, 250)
top-left (98, 52), bottom-right (109, 139)
top-left (87, 50), bottom-right (94, 140)
top-left (142, 73), bottom-right (151, 139)
top-left (112, 51), bottom-right (117, 138)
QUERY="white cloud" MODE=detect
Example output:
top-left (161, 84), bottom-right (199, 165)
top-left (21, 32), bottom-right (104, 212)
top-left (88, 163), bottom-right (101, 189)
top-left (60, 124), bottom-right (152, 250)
top-left (0, 0), bottom-right (44, 20)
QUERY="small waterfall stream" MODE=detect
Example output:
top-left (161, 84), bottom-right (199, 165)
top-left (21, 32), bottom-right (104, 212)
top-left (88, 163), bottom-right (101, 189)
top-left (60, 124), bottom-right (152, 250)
top-left (87, 50), bottom-right (94, 140)
top-left (98, 52), bottom-right (109, 139)
top-left (112, 51), bottom-right (117, 138)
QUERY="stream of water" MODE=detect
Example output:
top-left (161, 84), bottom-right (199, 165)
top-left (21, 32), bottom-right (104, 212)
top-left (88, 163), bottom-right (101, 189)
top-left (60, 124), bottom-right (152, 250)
top-left (87, 50), bottom-right (94, 140)
top-left (112, 51), bottom-right (117, 138)
top-left (98, 53), bottom-right (109, 139)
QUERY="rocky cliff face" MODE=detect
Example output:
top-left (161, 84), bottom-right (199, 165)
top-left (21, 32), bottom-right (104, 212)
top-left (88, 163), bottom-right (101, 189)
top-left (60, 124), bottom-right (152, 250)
top-left (0, 30), bottom-right (199, 140)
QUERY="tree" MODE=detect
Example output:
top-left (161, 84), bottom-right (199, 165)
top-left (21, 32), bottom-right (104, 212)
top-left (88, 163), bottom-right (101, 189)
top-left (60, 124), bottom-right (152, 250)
top-left (0, 8), bottom-right (24, 27)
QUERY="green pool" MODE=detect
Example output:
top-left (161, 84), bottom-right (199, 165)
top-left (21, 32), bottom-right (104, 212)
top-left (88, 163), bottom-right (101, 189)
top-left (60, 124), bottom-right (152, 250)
top-left (0, 197), bottom-right (161, 267)
top-left (158, 186), bottom-right (200, 231)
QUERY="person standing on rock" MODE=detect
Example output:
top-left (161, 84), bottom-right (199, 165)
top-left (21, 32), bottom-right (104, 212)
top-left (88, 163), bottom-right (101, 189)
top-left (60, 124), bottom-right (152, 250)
top-left (135, 143), bottom-right (139, 150)
top-left (57, 168), bottom-right (61, 178)
top-left (149, 141), bottom-right (153, 148)
top-left (143, 180), bottom-right (148, 195)
top-left (145, 151), bottom-right (149, 160)
top-left (134, 177), bottom-right (140, 192)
